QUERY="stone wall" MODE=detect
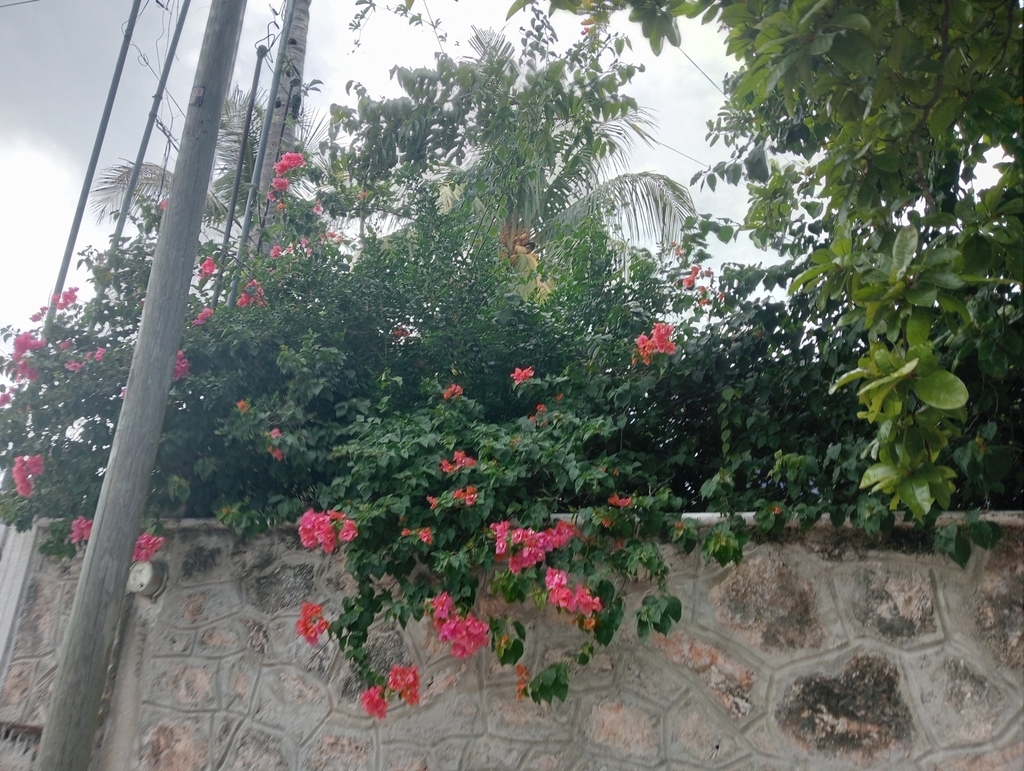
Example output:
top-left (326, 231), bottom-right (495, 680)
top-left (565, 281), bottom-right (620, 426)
top-left (0, 521), bottom-right (1021, 771)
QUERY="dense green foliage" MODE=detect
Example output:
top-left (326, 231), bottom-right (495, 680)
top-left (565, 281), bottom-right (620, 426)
top-left (2, 2), bottom-right (1020, 700)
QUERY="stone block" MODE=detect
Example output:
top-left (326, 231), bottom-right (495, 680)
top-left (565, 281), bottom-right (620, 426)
top-left (149, 628), bottom-right (196, 658)
top-left (378, 744), bottom-right (430, 771)
top-left (586, 699), bottom-right (662, 764)
top-left (225, 727), bottom-right (293, 771)
top-left (709, 551), bottom-right (826, 652)
top-left (243, 563), bottom-right (316, 616)
top-left (843, 566), bottom-right (937, 643)
top-left (251, 666), bottom-right (331, 744)
top-left (137, 718), bottom-right (209, 771)
top-left (462, 735), bottom-right (529, 769)
top-left (162, 584), bottom-right (243, 629)
top-left (487, 692), bottom-right (575, 742)
top-left (0, 660), bottom-right (33, 724)
top-left (11, 577), bottom-right (62, 658)
top-left (775, 652), bottom-right (913, 764)
top-left (667, 703), bottom-right (746, 767)
top-left (145, 660), bottom-right (219, 711)
top-left (975, 536), bottom-right (1024, 670)
top-left (649, 630), bottom-right (757, 718)
top-left (922, 741), bottom-right (1024, 771)
top-left (911, 650), bottom-right (1010, 746)
top-left (177, 538), bottom-right (227, 583)
top-left (304, 727), bottom-right (374, 771)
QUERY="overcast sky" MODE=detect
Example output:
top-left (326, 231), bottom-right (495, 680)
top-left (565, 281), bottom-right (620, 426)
top-left (0, 0), bottom-right (753, 346)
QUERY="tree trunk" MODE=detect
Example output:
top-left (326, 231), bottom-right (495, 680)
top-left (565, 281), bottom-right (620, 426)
top-left (258, 0), bottom-right (311, 198)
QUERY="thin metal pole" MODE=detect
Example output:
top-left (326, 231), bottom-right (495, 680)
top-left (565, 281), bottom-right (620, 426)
top-left (33, 1), bottom-right (249, 768)
top-left (211, 44), bottom-right (268, 306)
top-left (226, 0), bottom-right (296, 307)
top-left (45, 0), bottom-right (144, 337)
top-left (107, 0), bottom-right (194, 254)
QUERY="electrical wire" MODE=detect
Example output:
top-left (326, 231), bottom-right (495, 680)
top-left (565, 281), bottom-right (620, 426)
top-left (680, 48), bottom-right (724, 95)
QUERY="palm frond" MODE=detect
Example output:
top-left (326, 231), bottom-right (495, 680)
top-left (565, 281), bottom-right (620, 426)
top-left (550, 172), bottom-right (696, 245)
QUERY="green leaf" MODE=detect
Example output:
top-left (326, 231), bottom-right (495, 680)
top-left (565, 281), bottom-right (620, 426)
top-left (905, 308), bottom-right (932, 346)
top-left (827, 31), bottom-right (877, 76)
top-left (914, 370), bottom-right (969, 410)
top-left (859, 463), bottom-right (900, 490)
top-left (928, 98), bottom-right (962, 137)
top-left (506, 0), bottom-right (530, 20)
top-left (897, 475), bottom-right (933, 519)
top-left (891, 226), bottom-right (918, 280)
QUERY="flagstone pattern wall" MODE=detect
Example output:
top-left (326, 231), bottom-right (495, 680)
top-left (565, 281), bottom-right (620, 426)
top-left (0, 521), bottom-right (1021, 771)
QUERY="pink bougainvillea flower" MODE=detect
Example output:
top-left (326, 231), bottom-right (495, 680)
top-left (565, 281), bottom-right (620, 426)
top-left (268, 447), bottom-right (283, 461)
top-left (608, 493), bottom-right (632, 508)
top-left (29, 307), bottom-right (47, 322)
top-left (270, 176), bottom-right (290, 193)
top-left (299, 509), bottom-right (335, 553)
top-left (94, 347), bottom-right (106, 362)
top-left (0, 393), bottom-right (11, 408)
top-left (387, 665), bottom-right (421, 706)
top-left (510, 366), bottom-right (535, 385)
top-left (452, 450), bottom-right (476, 469)
top-left (133, 533), bottom-right (165, 562)
top-left (452, 486), bottom-right (478, 506)
top-left (439, 459), bottom-right (455, 473)
top-left (16, 361), bottom-right (39, 383)
top-left (425, 592), bottom-right (489, 659)
top-left (269, 428), bottom-right (282, 439)
top-left (338, 518), bottom-right (358, 543)
top-left (70, 516), bottom-right (93, 544)
top-left (235, 280), bottom-right (267, 308)
top-left (634, 322), bottom-right (676, 365)
top-left (296, 601), bottom-right (329, 646)
top-left (426, 495), bottom-right (439, 510)
top-left (172, 351), bottom-right (190, 381)
top-left (58, 340), bottom-right (72, 351)
top-left (12, 332), bottom-right (46, 364)
top-left (191, 307), bottom-right (214, 326)
top-left (54, 287), bottom-right (78, 309)
top-left (270, 244), bottom-right (283, 259)
top-left (12, 454), bottom-right (44, 498)
top-left (417, 527), bottom-right (433, 546)
top-left (574, 585), bottom-right (603, 616)
top-left (236, 399), bottom-right (249, 412)
top-left (159, 198), bottom-right (169, 211)
top-left (361, 685), bottom-right (388, 720)
top-left (199, 258), bottom-right (217, 278)
top-left (64, 360), bottom-right (83, 372)
top-left (273, 152), bottom-right (305, 175)
top-left (442, 383), bottom-right (463, 400)
top-left (313, 200), bottom-right (323, 215)
top-left (490, 521), bottom-right (510, 558)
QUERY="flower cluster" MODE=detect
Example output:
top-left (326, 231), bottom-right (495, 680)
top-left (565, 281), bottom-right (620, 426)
top-left (0, 392), bottom-right (11, 408)
top-left (199, 258), bottom-right (217, 278)
top-left (13, 332), bottom-right (46, 363)
top-left (681, 264), bottom-right (713, 289)
top-left (296, 601), bottom-right (329, 645)
top-left (236, 279), bottom-right (267, 308)
top-left (490, 519), bottom-right (575, 574)
top-left (426, 592), bottom-right (489, 658)
top-left (452, 486), bottom-right (478, 506)
top-left (173, 351), bottom-right (190, 381)
top-left (442, 383), bottom-right (463, 400)
top-left (298, 508), bottom-right (358, 554)
top-left (12, 455), bottom-right (44, 497)
top-left (360, 664), bottom-right (421, 720)
top-left (401, 527), bottom-right (433, 545)
top-left (510, 366), bottom-right (534, 385)
top-left (439, 450), bottom-right (476, 473)
top-left (133, 533), bottom-right (165, 562)
top-left (544, 568), bottom-right (602, 616)
top-left (191, 307), bottom-right (215, 326)
top-left (268, 152), bottom-right (305, 202)
top-left (607, 493), bottom-right (632, 508)
top-left (53, 287), bottom-right (78, 310)
top-left (70, 516), bottom-right (92, 543)
top-left (634, 322), bottom-right (676, 365)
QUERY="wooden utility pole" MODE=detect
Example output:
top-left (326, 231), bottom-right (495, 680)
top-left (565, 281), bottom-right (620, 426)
top-left (33, 0), bottom-right (249, 769)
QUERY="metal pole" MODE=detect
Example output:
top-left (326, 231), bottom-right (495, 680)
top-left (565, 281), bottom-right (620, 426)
top-left (44, 0), bottom-right (144, 337)
top-left (226, 0), bottom-right (297, 307)
top-left (107, 0), bottom-right (194, 254)
top-left (211, 44), bottom-right (268, 306)
top-left (33, 1), bottom-right (249, 768)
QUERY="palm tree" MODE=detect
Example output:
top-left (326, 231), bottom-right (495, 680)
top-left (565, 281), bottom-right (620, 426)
top-left (341, 25), bottom-right (694, 283)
